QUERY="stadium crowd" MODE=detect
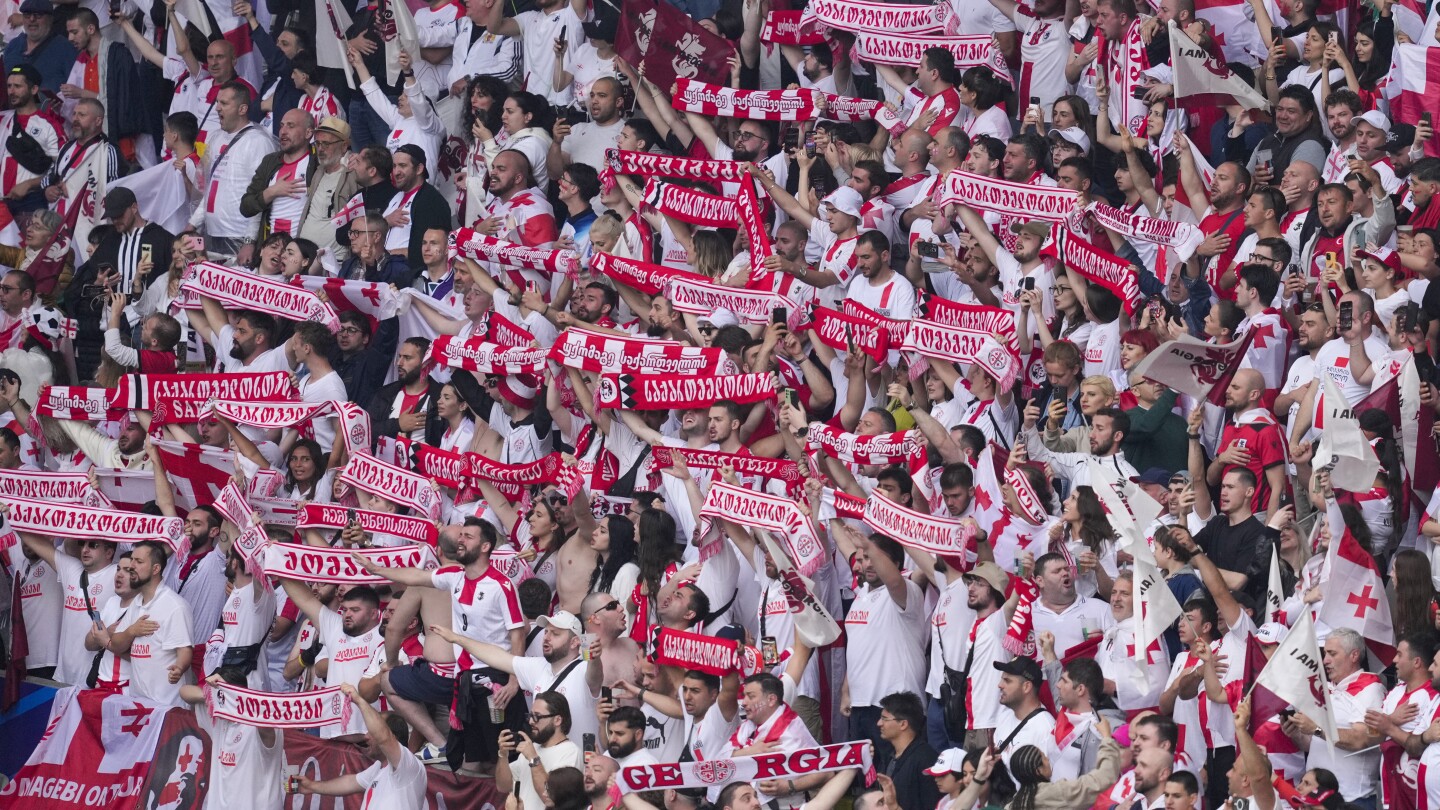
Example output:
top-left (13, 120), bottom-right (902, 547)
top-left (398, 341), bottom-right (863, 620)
top-left (2, 0), bottom-right (1440, 807)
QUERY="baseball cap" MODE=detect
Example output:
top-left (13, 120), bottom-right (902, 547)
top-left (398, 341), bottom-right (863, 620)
top-left (18, 0), bottom-right (52, 14)
top-left (1008, 220), bottom-right (1050, 239)
top-left (316, 116), bottom-right (351, 142)
top-left (994, 656), bottom-right (1043, 687)
top-left (963, 561), bottom-right (1009, 595)
top-left (698, 308), bottom-right (739, 329)
top-left (1387, 123), bottom-right (1417, 155)
top-left (538, 610), bottom-right (584, 636)
top-left (1048, 126), bottom-right (1092, 155)
top-left (1356, 110), bottom-right (1391, 136)
top-left (102, 187), bottom-right (137, 220)
top-left (922, 748), bottom-right (967, 776)
top-left (1255, 622), bottom-right (1287, 646)
top-left (1134, 467), bottom-right (1172, 487)
top-left (1357, 245), bottom-right (1403, 275)
top-left (821, 187), bottom-right (864, 219)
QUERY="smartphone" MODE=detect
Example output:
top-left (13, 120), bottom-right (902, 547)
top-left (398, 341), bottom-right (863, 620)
top-left (601, 686), bottom-right (613, 702)
top-left (784, 388), bottom-right (799, 409)
top-left (1021, 277), bottom-right (1037, 291)
top-left (771, 306), bottom-right (787, 326)
top-left (782, 127), bottom-right (799, 152)
top-left (844, 324), bottom-right (855, 353)
top-left (804, 136), bottom-right (816, 159)
top-left (346, 508), bottom-right (359, 527)
top-left (583, 733), bottom-right (597, 754)
top-left (1402, 302), bottom-right (1421, 333)
top-left (1029, 96), bottom-right (1039, 106)
top-left (185, 234), bottom-right (205, 253)
top-left (515, 781), bottom-right (523, 796)
top-left (915, 240), bottom-right (940, 259)
top-left (1416, 351), bottom-right (1437, 381)
top-left (1339, 300), bottom-right (1354, 331)
top-left (1328, 31), bottom-right (1337, 44)
top-left (1425, 112), bottom-right (1434, 128)
top-left (1131, 85), bottom-right (1149, 100)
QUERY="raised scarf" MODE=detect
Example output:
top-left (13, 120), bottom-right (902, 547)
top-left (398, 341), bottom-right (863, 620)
top-left (672, 79), bottom-right (819, 121)
top-left (801, 0), bottom-right (948, 33)
top-left (452, 227), bottom-right (579, 276)
top-left (616, 742), bottom-right (872, 795)
top-left (643, 177), bottom-right (737, 227)
top-left (801, 305), bottom-right (890, 363)
top-left (650, 446), bottom-right (802, 486)
top-left (699, 481), bottom-right (826, 576)
top-left (594, 372), bottom-right (776, 410)
top-left (549, 325), bottom-right (737, 375)
top-left (336, 452), bottom-right (443, 521)
top-left (592, 251), bottom-right (710, 296)
top-left (429, 336), bottom-right (547, 374)
top-left (181, 261), bottom-right (339, 329)
top-left (669, 275), bottom-right (790, 325)
top-left (5, 496), bottom-right (183, 549)
top-left (33, 385), bottom-right (123, 421)
top-left (262, 541), bottom-right (438, 585)
top-left (862, 494), bottom-right (975, 556)
top-left (938, 170), bottom-right (1081, 221)
top-left (206, 682), bottom-right (352, 729)
top-left (1060, 229), bottom-right (1140, 315)
top-left (297, 502), bottom-right (439, 547)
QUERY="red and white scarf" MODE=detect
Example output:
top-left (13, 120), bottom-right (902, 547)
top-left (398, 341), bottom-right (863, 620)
top-left (903, 318), bottom-right (1011, 367)
top-left (0, 470), bottom-right (94, 502)
top-left (853, 34), bottom-right (1009, 82)
top-left (212, 482), bottom-right (268, 570)
top-left (468, 451), bottom-right (565, 490)
top-left (485, 310), bottom-right (537, 348)
top-left (919, 295), bottom-right (1019, 349)
top-left (595, 372), bottom-right (776, 410)
top-left (617, 742), bottom-right (872, 795)
top-left (297, 502), bottom-right (439, 547)
top-left (668, 276), bottom-right (791, 325)
top-left (1060, 230), bottom-right (1140, 315)
top-left (181, 261), bottom-right (339, 329)
top-left (1088, 201), bottom-right (1205, 261)
top-left (842, 300), bottom-right (911, 351)
top-left (737, 176), bottom-right (774, 268)
top-left (731, 704), bottom-right (801, 748)
top-left (821, 93), bottom-right (908, 135)
top-left (5, 497), bottom-right (183, 549)
top-left (1104, 19), bottom-right (1152, 135)
top-left (604, 149), bottom-right (761, 195)
top-left (451, 227), bottom-right (579, 276)
top-left (116, 371), bottom-right (296, 412)
top-left (761, 10), bottom-right (822, 43)
top-left (337, 453), bottom-right (443, 521)
top-left (653, 627), bottom-right (760, 676)
top-left (392, 436), bottom-right (471, 491)
top-left (202, 399), bottom-right (371, 456)
top-left (802, 305), bottom-right (890, 363)
top-left (807, 424), bottom-right (923, 468)
top-left (262, 541), bottom-right (438, 585)
top-left (643, 177), bottom-right (737, 227)
top-left (939, 170), bottom-right (1080, 221)
top-left (1004, 575), bottom-right (1041, 656)
top-left (801, 0), bottom-right (948, 33)
top-left (650, 446), bottom-right (802, 486)
top-left (862, 494), bottom-right (975, 556)
top-left (33, 385), bottom-right (123, 421)
top-left (291, 276), bottom-right (403, 332)
top-left (672, 79), bottom-right (818, 121)
top-left (700, 481), bottom-right (827, 576)
top-left (205, 682), bottom-right (351, 729)
top-left (1004, 466), bottom-right (1048, 524)
top-left (430, 336), bottom-right (547, 374)
top-left (592, 252), bottom-right (709, 296)
top-left (548, 325), bottom-right (737, 375)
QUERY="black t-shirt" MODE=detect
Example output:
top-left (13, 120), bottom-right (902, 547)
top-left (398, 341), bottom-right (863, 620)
top-left (1194, 514), bottom-right (1277, 604)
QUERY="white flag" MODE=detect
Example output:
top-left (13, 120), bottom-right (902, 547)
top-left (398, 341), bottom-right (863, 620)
top-left (1313, 375), bottom-right (1381, 492)
top-left (1265, 544), bottom-right (1284, 623)
top-left (1168, 22), bottom-right (1270, 111)
top-left (1251, 609), bottom-right (1336, 757)
top-left (1133, 545), bottom-right (1182, 678)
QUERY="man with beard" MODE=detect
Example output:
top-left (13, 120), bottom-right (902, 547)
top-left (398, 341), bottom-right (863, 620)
top-left (1003, 134), bottom-right (1056, 186)
top-left (992, 657), bottom-right (1058, 773)
top-left (583, 755), bottom-right (620, 810)
top-left (750, 159), bottom-right (862, 307)
top-left (1274, 303), bottom-right (1331, 472)
top-left (191, 82), bottom-right (276, 263)
top-left (87, 552), bottom-right (140, 691)
top-left (496, 692), bottom-right (584, 808)
top-left (722, 674), bottom-right (822, 809)
top-left (18, 530), bottom-right (116, 687)
top-left (238, 109), bottom-right (313, 240)
top-left (846, 233), bottom-right (914, 321)
top-left (358, 518), bottom-right (526, 776)
top-left (365, 337), bottom-right (445, 443)
top-left (467, 254), bottom-right (562, 344)
top-left (476, 149), bottom-right (559, 293)
top-left (838, 529), bottom-right (927, 755)
top-left (335, 312), bottom-right (388, 404)
top-left (278, 576), bottom-right (385, 739)
top-left (955, 563), bottom-right (1017, 750)
top-left (550, 77), bottom-right (626, 174)
top-left (956, 208), bottom-right (1056, 328)
top-left (296, 684), bottom-right (426, 808)
top-left (606, 706), bottom-right (659, 768)
top-left (216, 547), bottom-right (275, 689)
top-left (0, 64), bottom-right (64, 222)
top-left (1024, 406), bottom-right (1140, 492)
top-left (1175, 132), bottom-right (1251, 299)
top-left (151, 457), bottom-right (229, 662)
top-left (298, 117), bottom-right (360, 260)
top-left (432, 609), bottom-right (601, 747)
top-left (470, 369), bottom-right (552, 464)
top-left (1322, 90), bottom-right (1363, 183)
top-left (190, 304), bottom-right (293, 375)
top-left (381, 144), bottom-right (450, 269)
top-left (46, 96), bottom-right (118, 220)
top-left (616, 667), bottom-right (740, 763)
top-left (108, 541), bottom-right (195, 708)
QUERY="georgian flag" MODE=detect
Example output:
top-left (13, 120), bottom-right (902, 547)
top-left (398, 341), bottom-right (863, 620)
top-left (293, 276), bottom-right (402, 332)
top-left (1189, 0), bottom-right (1267, 68)
top-left (1317, 501), bottom-right (1397, 664)
top-left (1390, 45), bottom-right (1440, 158)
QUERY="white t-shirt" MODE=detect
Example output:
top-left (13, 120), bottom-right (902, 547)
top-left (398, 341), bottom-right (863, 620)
top-left (299, 370), bottom-right (348, 453)
top-left (95, 595), bottom-right (134, 688)
top-left (220, 580), bottom-right (277, 690)
top-left (1032, 597), bottom-right (1114, 660)
top-left (5, 547), bottom-right (60, 669)
top-left (429, 564), bottom-right (525, 667)
top-left (512, 654), bottom-right (599, 747)
top-left (844, 580), bottom-right (928, 706)
top-left (316, 610), bottom-right (384, 738)
top-left (1308, 670), bottom-right (1385, 801)
top-left (1311, 335), bottom-right (1390, 426)
top-left (964, 610), bottom-right (1012, 730)
top-left (215, 324), bottom-right (293, 375)
top-left (994, 707), bottom-right (1057, 772)
top-left (846, 272), bottom-right (916, 320)
top-left (268, 153), bottom-right (310, 236)
top-left (682, 695), bottom-right (740, 761)
top-left (1083, 319), bottom-right (1124, 379)
top-left (53, 554), bottom-right (116, 686)
top-left (120, 586), bottom-right (195, 708)
top-left (926, 575), bottom-right (977, 699)
top-left (564, 119), bottom-right (625, 172)
top-left (515, 7), bottom-right (586, 106)
top-left (515, 740), bottom-right (583, 810)
top-left (199, 708), bottom-right (285, 810)
top-left (354, 750), bottom-right (428, 809)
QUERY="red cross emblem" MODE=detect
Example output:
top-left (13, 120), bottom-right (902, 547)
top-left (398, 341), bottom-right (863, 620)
top-left (360, 285), bottom-right (382, 308)
top-left (119, 703), bottom-right (155, 737)
top-left (973, 485), bottom-right (993, 511)
top-left (1347, 584), bottom-right (1379, 619)
top-left (1250, 321), bottom-right (1278, 349)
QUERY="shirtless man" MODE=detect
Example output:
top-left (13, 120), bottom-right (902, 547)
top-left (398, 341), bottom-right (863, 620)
top-left (380, 529), bottom-right (462, 761)
top-left (580, 591), bottom-right (643, 703)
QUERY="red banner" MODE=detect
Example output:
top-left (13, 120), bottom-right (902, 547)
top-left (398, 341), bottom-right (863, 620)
top-left (614, 0), bottom-right (736, 101)
top-left (283, 732), bottom-right (500, 810)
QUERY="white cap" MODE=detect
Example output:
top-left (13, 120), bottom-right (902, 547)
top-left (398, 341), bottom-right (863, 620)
top-left (923, 748), bottom-right (968, 776)
top-left (1049, 126), bottom-right (1092, 155)
top-left (538, 610), bottom-right (584, 636)
top-left (1357, 110), bottom-right (1391, 136)
top-left (821, 187), bottom-right (864, 219)
top-left (699, 308), bottom-right (739, 329)
top-left (1255, 622), bottom-right (1287, 645)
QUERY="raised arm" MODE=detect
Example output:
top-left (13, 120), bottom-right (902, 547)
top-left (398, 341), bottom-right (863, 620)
top-left (428, 623), bottom-right (517, 672)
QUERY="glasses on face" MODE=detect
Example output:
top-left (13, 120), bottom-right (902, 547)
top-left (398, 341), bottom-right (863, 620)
top-left (338, 326), bottom-right (363, 335)
top-left (878, 714), bottom-right (897, 724)
top-left (315, 137), bottom-right (344, 148)
top-left (600, 600), bottom-right (621, 612)
top-left (697, 325), bottom-right (716, 335)
top-left (80, 541), bottom-right (106, 549)
top-left (734, 131), bottom-right (762, 143)
top-left (528, 712), bottom-right (557, 721)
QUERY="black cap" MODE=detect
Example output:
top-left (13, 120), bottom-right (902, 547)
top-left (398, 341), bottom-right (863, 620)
top-left (993, 656), bottom-right (1043, 686)
top-left (103, 186), bottom-right (137, 220)
top-left (582, 14), bottom-right (617, 41)
top-left (1387, 124), bottom-right (1417, 155)
top-left (17, 0), bottom-right (52, 14)
top-left (7, 63), bottom-right (41, 88)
